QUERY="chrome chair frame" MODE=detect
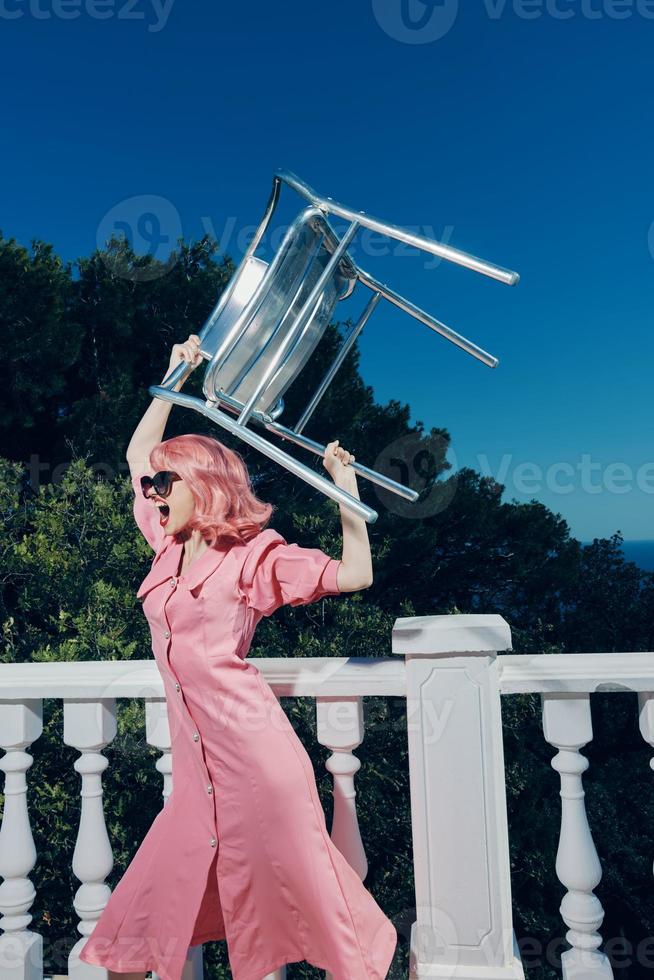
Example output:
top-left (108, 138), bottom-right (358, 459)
top-left (148, 170), bottom-right (520, 524)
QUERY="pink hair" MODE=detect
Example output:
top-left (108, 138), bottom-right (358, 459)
top-left (149, 433), bottom-right (274, 548)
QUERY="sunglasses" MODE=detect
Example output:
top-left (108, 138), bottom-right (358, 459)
top-left (140, 471), bottom-right (182, 499)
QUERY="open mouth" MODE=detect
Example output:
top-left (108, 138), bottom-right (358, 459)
top-left (156, 503), bottom-right (170, 526)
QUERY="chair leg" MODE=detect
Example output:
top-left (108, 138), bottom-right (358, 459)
top-left (148, 386), bottom-right (379, 523)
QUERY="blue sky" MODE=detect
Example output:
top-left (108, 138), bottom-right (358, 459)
top-left (3, 0), bottom-right (653, 541)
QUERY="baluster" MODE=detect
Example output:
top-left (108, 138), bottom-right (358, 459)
top-left (637, 693), bottom-right (654, 891)
top-left (66, 698), bottom-right (117, 978)
top-left (317, 695), bottom-right (366, 980)
top-left (262, 962), bottom-right (286, 978)
top-left (316, 696), bottom-right (366, 877)
top-left (146, 698), bottom-right (173, 807)
top-left (147, 699), bottom-right (202, 980)
top-left (542, 693), bottom-right (613, 979)
top-left (261, 667), bottom-right (286, 977)
top-left (0, 698), bottom-right (43, 980)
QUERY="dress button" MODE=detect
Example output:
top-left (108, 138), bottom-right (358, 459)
top-left (193, 732), bottom-right (200, 742)
top-left (175, 682), bottom-right (180, 691)
top-left (207, 785), bottom-right (213, 794)
top-left (170, 577), bottom-right (177, 587)
top-left (210, 837), bottom-right (217, 847)
top-left (164, 629), bottom-right (171, 639)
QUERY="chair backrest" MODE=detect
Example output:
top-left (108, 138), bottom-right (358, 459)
top-left (202, 207), bottom-right (357, 418)
top-left (150, 171), bottom-right (518, 524)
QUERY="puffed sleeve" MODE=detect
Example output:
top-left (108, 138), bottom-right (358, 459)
top-left (130, 471), bottom-right (165, 553)
top-left (239, 528), bottom-right (342, 617)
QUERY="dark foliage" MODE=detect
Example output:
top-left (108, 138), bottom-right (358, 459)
top-left (0, 233), bottom-right (652, 979)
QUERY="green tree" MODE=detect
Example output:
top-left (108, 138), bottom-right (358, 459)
top-left (2, 233), bottom-right (654, 979)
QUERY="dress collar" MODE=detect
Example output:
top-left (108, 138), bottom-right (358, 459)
top-left (136, 537), bottom-right (237, 600)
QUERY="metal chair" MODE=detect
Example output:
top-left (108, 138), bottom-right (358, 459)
top-left (148, 170), bottom-right (519, 523)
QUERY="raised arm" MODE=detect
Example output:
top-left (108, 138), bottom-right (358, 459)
top-left (126, 334), bottom-right (203, 478)
top-left (322, 439), bottom-right (373, 592)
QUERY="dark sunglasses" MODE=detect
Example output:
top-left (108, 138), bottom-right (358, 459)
top-left (140, 471), bottom-right (182, 499)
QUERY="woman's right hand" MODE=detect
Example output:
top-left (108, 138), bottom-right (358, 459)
top-left (164, 334), bottom-right (203, 383)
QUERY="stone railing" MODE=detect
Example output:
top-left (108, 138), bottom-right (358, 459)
top-left (1, 613), bottom-right (652, 979)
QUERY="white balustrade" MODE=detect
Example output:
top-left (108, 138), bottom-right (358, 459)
top-left (542, 693), bottom-right (613, 980)
top-left (2, 629), bottom-right (654, 979)
top-left (317, 695), bottom-right (366, 878)
top-left (317, 695), bottom-right (366, 980)
top-left (0, 698), bottom-right (43, 980)
top-left (146, 698), bottom-right (173, 807)
top-left (66, 697), bottom-right (117, 980)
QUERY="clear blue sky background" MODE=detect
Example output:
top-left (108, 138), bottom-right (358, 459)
top-left (3, 0), bottom-right (653, 541)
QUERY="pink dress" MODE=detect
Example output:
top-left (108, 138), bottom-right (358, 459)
top-left (78, 472), bottom-right (397, 980)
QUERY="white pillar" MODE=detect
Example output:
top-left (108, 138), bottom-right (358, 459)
top-left (317, 696), bottom-right (366, 878)
top-left (66, 698), bottom-right (117, 980)
top-left (0, 698), bottom-right (43, 980)
top-left (317, 695), bottom-right (367, 980)
top-left (542, 693), bottom-right (613, 980)
top-left (391, 613), bottom-right (524, 980)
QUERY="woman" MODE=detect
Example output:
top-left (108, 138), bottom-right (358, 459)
top-left (78, 334), bottom-right (397, 980)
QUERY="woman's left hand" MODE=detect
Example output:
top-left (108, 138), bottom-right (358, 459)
top-left (322, 439), bottom-right (356, 483)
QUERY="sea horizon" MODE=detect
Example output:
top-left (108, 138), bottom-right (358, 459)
top-left (580, 539), bottom-right (654, 573)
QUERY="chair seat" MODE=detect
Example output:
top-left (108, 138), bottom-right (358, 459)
top-left (202, 209), bottom-right (357, 419)
top-left (148, 170), bottom-right (518, 524)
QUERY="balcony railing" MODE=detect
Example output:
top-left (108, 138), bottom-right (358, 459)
top-left (1, 613), bottom-right (652, 979)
